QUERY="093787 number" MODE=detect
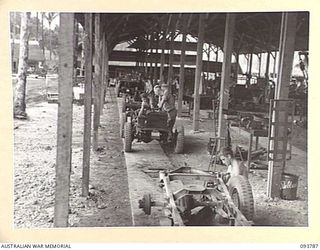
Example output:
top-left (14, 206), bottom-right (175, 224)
top-left (300, 244), bottom-right (319, 248)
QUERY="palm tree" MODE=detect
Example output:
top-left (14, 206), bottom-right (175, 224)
top-left (13, 12), bottom-right (30, 119)
top-left (10, 12), bottom-right (16, 72)
top-left (44, 12), bottom-right (58, 60)
top-left (41, 12), bottom-right (45, 58)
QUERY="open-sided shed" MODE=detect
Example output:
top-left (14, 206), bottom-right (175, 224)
top-left (54, 12), bottom-right (309, 226)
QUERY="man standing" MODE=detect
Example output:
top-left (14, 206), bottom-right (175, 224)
top-left (149, 85), bottom-right (162, 109)
top-left (158, 83), bottom-right (177, 141)
top-left (173, 77), bottom-right (179, 95)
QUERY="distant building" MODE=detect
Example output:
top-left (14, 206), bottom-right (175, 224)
top-left (11, 39), bottom-right (45, 73)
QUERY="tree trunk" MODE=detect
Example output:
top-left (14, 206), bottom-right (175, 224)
top-left (41, 13), bottom-right (45, 58)
top-left (49, 21), bottom-right (52, 60)
top-left (36, 12), bottom-right (39, 40)
top-left (11, 12), bottom-right (16, 73)
top-left (13, 12), bottom-right (30, 119)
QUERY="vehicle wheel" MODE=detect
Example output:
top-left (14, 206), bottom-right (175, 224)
top-left (122, 95), bottom-right (126, 113)
top-left (229, 160), bottom-right (249, 179)
top-left (228, 175), bottom-right (254, 221)
top-left (174, 126), bottom-right (184, 154)
top-left (140, 194), bottom-right (152, 215)
top-left (124, 122), bottom-right (132, 152)
top-left (120, 112), bottom-right (126, 138)
top-left (239, 161), bottom-right (249, 178)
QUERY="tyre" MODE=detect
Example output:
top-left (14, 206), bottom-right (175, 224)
top-left (239, 161), bottom-right (248, 178)
top-left (229, 160), bottom-right (249, 179)
top-left (174, 126), bottom-right (184, 154)
top-left (120, 112), bottom-right (126, 138)
top-left (124, 122), bottom-right (132, 152)
top-left (228, 175), bottom-right (254, 221)
top-left (142, 194), bottom-right (152, 215)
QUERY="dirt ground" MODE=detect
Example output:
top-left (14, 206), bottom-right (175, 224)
top-left (161, 114), bottom-right (308, 226)
top-left (14, 77), bottom-right (132, 227)
top-left (13, 77), bottom-right (308, 228)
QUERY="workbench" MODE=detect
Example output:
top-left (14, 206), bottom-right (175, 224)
top-left (183, 94), bottom-right (215, 115)
top-left (247, 129), bottom-right (268, 171)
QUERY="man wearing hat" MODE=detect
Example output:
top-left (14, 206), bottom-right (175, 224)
top-left (158, 83), bottom-right (177, 141)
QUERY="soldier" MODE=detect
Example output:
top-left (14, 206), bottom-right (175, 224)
top-left (149, 85), bottom-right (162, 109)
top-left (219, 147), bottom-right (248, 181)
top-left (138, 93), bottom-right (151, 117)
top-left (158, 83), bottom-right (177, 141)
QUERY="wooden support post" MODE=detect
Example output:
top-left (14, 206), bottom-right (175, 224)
top-left (54, 13), bottom-right (74, 227)
top-left (100, 32), bottom-right (106, 114)
top-left (146, 34), bottom-right (152, 75)
top-left (192, 14), bottom-right (205, 131)
top-left (246, 54), bottom-right (249, 73)
top-left (265, 50), bottom-right (271, 80)
top-left (258, 53), bottom-right (262, 77)
top-left (159, 34), bottom-right (166, 84)
top-left (167, 32), bottom-right (175, 88)
top-left (177, 15), bottom-right (187, 117)
top-left (214, 48), bottom-right (219, 79)
top-left (267, 12), bottom-right (297, 198)
top-left (74, 20), bottom-right (79, 79)
top-left (148, 34), bottom-right (153, 79)
top-left (275, 13), bottom-right (297, 99)
top-left (212, 99), bottom-right (217, 136)
top-left (273, 51), bottom-right (277, 81)
top-left (250, 52), bottom-right (253, 76)
top-left (153, 38), bottom-right (159, 85)
top-left (136, 49), bottom-right (139, 68)
top-left (93, 14), bottom-right (101, 151)
top-left (215, 47), bottom-right (219, 62)
top-left (149, 61), bottom-right (153, 80)
top-left (148, 35), bottom-right (150, 73)
top-left (247, 52), bottom-right (253, 86)
top-left (145, 52), bottom-right (148, 74)
top-left (149, 52), bottom-right (153, 81)
top-left (235, 52), bottom-right (240, 82)
top-left (105, 45), bottom-right (109, 89)
top-left (82, 13), bottom-right (93, 197)
top-left (206, 46), bottom-right (211, 82)
top-left (217, 13), bottom-right (236, 149)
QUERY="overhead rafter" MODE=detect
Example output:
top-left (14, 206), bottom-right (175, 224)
top-left (77, 12), bottom-right (308, 56)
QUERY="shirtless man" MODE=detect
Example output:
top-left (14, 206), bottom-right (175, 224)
top-left (219, 147), bottom-right (248, 181)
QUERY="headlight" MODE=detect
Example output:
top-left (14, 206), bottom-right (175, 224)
top-left (126, 89), bottom-right (130, 92)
